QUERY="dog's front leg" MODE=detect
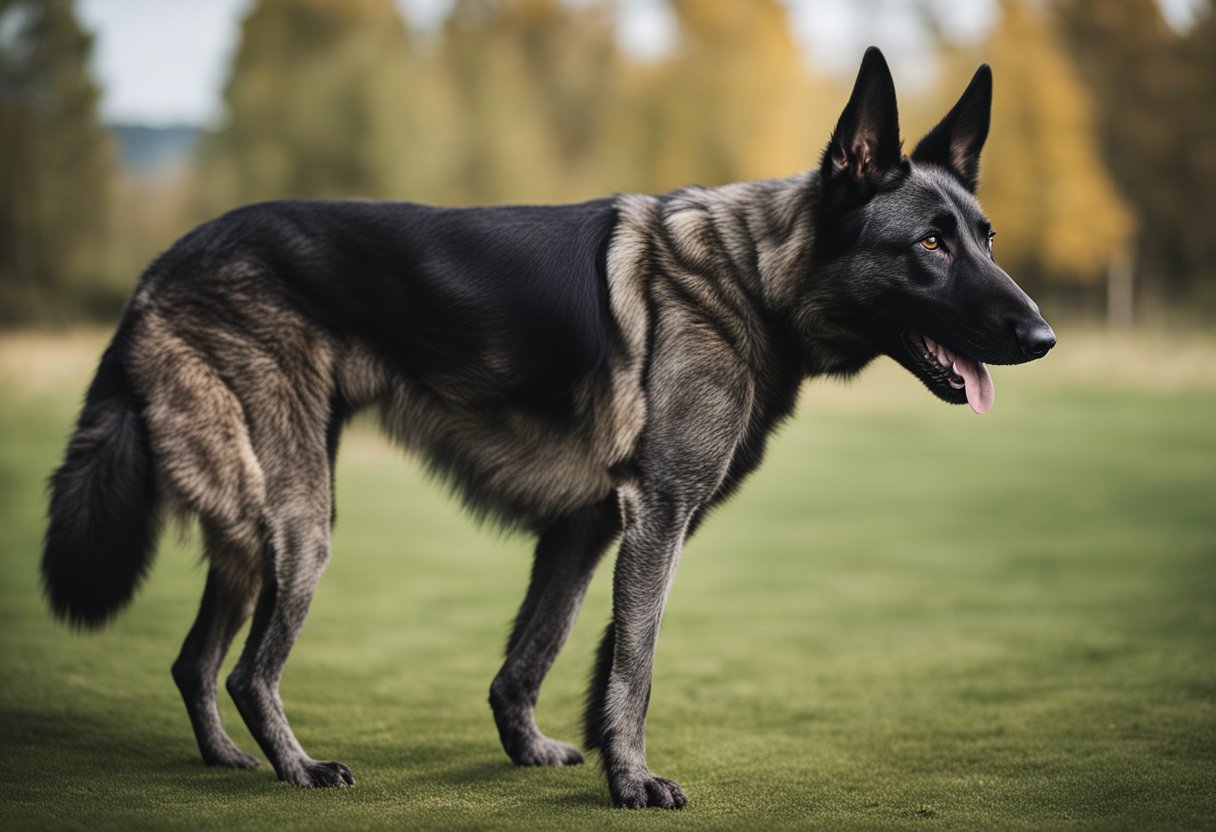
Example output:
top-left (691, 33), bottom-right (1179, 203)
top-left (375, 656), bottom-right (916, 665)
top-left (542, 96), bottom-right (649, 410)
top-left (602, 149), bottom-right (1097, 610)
top-left (594, 489), bottom-right (695, 808)
top-left (586, 346), bottom-right (753, 808)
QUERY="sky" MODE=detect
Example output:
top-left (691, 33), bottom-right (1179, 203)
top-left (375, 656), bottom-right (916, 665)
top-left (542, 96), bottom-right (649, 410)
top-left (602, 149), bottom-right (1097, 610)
top-left (74, 0), bottom-right (1204, 127)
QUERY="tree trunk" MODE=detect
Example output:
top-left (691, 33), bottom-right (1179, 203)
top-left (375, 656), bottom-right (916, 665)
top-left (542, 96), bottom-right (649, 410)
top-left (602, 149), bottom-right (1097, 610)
top-left (1107, 244), bottom-right (1134, 328)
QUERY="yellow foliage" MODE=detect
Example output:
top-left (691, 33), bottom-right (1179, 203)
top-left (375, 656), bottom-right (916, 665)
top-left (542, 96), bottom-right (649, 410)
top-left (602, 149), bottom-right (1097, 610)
top-left (608, 0), bottom-right (839, 192)
top-left (976, 1), bottom-right (1135, 283)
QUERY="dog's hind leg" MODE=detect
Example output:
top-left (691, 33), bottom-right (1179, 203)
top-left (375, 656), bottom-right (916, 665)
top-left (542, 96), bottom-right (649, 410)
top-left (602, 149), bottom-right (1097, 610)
top-left (221, 371), bottom-right (349, 787)
top-left (172, 536), bottom-right (260, 769)
top-left (224, 477), bottom-right (353, 788)
top-left (131, 299), bottom-right (349, 785)
top-left (490, 498), bottom-right (620, 766)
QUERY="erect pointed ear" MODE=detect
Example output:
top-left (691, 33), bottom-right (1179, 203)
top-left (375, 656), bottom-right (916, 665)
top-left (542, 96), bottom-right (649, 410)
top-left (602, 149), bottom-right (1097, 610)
top-left (912, 64), bottom-right (992, 192)
top-left (820, 47), bottom-right (902, 187)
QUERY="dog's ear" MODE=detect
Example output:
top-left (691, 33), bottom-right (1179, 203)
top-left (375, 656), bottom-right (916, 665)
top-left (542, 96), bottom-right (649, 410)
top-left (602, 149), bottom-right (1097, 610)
top-left (820, 47), bottom-right (902, 188)
top-left (912, 64), bottom-right (992, 192)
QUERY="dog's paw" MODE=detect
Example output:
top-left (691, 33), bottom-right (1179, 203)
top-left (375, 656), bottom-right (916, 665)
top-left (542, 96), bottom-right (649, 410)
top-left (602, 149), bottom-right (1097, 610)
top-left (510, 737), bottom-right (584, 767)
top-left (282, 759), bottom-right (356, 788)
top-left (610, 773), bottom-right (687, 809)
top-left (202, 744), bottom-right (261, 770)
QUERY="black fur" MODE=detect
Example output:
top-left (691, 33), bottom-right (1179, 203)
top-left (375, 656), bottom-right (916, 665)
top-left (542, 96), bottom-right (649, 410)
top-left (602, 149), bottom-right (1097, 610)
top-left (912, 64), bottom-right (993, 193)
top-left (820, 47), bottom-right (904, 194)
top-left (170, 198), bottom-right (617, 415)
top-left (42, 313), bottom-right (159, 629)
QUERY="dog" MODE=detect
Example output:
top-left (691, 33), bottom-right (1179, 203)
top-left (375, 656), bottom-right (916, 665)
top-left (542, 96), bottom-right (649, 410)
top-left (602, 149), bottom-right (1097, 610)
top-left (43, 47), bottom-right (1054, 808)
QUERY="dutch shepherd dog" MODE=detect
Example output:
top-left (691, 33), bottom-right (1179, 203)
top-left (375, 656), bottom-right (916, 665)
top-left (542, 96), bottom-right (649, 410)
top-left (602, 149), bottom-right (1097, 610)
top-left (43, 48), bottom-right (1054, 807)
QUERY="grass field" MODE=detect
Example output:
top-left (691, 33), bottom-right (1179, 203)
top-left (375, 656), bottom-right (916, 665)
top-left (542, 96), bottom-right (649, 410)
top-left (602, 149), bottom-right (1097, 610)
top-left (1, 328), bottom-right (1214, 831)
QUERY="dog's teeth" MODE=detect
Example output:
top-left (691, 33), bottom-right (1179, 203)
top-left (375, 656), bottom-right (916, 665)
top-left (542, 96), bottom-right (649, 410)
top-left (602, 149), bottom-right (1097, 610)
top-left (948, 362), bottom-right (966, 389)
top-left (923, 335), bottom-right (937, 352)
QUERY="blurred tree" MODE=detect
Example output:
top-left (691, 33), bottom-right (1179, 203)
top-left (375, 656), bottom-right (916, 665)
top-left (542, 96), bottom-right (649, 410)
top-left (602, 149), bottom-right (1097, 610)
top-left (967, 1), bottom-right (1133, 294)
top-left (1186, 2), bottom-right (1216, 299)
top-left (439, 0), bottom-right (618, 202)
top-left (1055, 0), bottom-right (1216, 303)
top-left (203, 0), bottom-right (430, 206)
top-left (609, 0), bottom-right (836, 193)
top-left (0, 0), bottom-right (115, 322)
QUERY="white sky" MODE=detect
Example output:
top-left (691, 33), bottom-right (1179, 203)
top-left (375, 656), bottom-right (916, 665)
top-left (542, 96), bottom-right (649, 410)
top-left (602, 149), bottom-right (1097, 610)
top-left (75, 0), bottom-right (1204, 127)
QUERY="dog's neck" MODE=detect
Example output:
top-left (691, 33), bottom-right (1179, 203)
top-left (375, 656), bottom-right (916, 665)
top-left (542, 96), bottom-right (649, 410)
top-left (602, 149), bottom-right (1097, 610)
top-left (646, 172), bottom-right (876, 378)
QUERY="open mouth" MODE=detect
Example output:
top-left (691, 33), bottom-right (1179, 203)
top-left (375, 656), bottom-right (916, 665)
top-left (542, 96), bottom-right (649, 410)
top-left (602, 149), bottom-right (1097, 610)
top-left (902, 331), bottom-right (995, 414)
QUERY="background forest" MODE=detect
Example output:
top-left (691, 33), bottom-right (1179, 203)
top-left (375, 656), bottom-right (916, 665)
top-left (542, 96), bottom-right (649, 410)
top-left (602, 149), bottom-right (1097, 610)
top-left (2, 0), bottom-right (1215, 326)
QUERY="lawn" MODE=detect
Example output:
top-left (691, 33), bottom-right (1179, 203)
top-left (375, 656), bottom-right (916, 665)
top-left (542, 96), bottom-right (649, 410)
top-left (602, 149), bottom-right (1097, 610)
top-left (1, 328), bottom-right (1214, 831)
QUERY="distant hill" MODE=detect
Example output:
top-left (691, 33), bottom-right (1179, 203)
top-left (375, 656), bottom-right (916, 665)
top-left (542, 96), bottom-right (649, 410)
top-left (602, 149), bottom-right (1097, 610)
top-left (108, 124), bottom-right (201, 174)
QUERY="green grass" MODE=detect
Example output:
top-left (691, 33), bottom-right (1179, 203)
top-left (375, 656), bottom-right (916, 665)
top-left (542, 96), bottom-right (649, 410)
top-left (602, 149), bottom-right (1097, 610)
top-left (1, 329), bottom-right (1214, 830)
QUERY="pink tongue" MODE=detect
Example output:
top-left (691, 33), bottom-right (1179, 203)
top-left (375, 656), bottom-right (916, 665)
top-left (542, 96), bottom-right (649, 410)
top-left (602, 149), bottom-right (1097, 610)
top-left (952, 356), bottom-right (995, 414)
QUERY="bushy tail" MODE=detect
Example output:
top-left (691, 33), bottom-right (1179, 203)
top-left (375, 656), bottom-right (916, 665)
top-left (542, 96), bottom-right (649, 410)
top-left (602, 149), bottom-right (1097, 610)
top-left (42, 322), bottom-right (159, 629)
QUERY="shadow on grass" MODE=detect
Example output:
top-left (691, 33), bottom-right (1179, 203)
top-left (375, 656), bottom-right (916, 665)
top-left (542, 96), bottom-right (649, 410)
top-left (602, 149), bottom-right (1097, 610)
top-left (415, 755), bottom-right (609, 806)
top-left (4, 700), bottom-right (614, 810)
top-left (2, 704), bottom-right (270, 791)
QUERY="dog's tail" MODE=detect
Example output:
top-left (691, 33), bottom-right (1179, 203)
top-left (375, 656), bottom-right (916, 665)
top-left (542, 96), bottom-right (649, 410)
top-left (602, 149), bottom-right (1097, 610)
top-left (42, 318), bottom-right (160, 629)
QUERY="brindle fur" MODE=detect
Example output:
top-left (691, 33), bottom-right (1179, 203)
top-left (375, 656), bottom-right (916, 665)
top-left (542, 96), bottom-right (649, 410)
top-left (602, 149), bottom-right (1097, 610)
top-left (43, 49), bottom-right (1053, 806)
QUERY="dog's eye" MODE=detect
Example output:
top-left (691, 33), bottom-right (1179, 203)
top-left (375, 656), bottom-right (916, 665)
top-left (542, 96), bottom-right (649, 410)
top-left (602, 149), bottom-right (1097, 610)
top-left (920, 236), bottom-right (940, 251)
top-left (988, 231), bottom-right (996, 252)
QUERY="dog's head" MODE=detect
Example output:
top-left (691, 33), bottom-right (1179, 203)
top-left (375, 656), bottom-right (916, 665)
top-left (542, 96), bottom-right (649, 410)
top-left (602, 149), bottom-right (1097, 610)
top-left (810, 47), bottom-right (1054, 414)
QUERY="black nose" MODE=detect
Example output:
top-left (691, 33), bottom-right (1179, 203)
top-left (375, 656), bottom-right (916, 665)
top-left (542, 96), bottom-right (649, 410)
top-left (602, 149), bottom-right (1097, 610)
top-left (1016, 319), bottom-right (1056, 359)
